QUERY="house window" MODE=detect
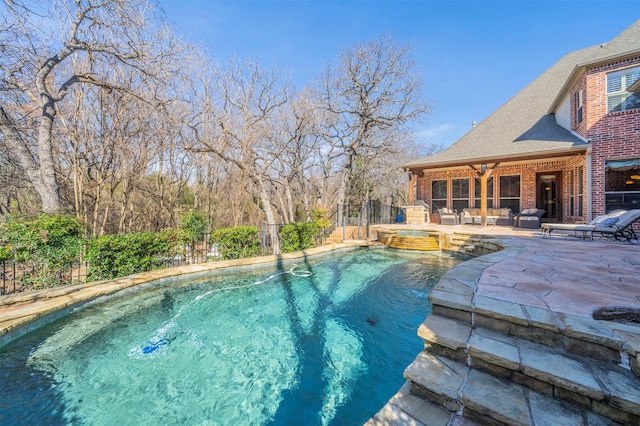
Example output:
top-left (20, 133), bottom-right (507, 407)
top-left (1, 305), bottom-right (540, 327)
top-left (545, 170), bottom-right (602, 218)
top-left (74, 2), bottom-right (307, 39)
top-left (605, 159), bottom-right (640, 213)
top-left (577, 166), bottom-right (584, 217)
top-left (575, 88), bottom-right (583, 124)
top-left (431, 180), bottom-right (447, 214)
top-left (451, 178), bottom-right (469, 212)
top-left (474, 176), bottom-right (494, 208)
top-left (569, 170), bottom-right (575, 216)
top-left (607, 66), bottom-right (640, 113)
top-left (499, 175), bottom-right (521, 213)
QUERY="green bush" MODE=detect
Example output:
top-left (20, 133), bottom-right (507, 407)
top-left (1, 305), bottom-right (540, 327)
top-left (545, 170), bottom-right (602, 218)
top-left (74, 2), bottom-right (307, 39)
top-left (85, 231), bottom-right (180, 281)
top-left (210, 226), bottom-right (260, 260)
top-left (0, 245), bottom-right (9, 261)
top-left (178, 209), bottom-right (210, 243)
top-left (0, 214), bottom-right (85, 288)
top-left (280, 222), bottom-right (319, 253)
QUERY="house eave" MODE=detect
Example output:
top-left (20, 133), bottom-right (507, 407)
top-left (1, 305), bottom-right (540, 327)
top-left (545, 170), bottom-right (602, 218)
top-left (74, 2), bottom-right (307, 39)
top-left (547, 47), bottom-right (640, 113)
top-left (404, 146), bottom-right (588, 172)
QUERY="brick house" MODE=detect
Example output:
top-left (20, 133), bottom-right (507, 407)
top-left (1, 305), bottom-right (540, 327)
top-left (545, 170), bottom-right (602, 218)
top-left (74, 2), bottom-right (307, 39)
top-left (404, 20), bottom-right (640, 225)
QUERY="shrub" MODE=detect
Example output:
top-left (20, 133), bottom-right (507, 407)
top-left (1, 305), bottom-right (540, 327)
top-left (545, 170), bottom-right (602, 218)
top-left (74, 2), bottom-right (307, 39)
top-left (0, 245), bottom-right (9, 262)
top-left (0, 214), bottom-right (85, 288)
top-left (85, 231), bottom-right (180, 281)
top-left (178, 209), bottom-right (210, 243)
top-left (210, 226), bottom-right (260, 260)
top-left (280, 222), bottom-right (319, 253)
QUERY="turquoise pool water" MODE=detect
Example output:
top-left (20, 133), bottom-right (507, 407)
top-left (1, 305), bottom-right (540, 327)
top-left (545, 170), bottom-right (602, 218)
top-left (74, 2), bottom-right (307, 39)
top-left (0, 248), bottom-right (464, 425)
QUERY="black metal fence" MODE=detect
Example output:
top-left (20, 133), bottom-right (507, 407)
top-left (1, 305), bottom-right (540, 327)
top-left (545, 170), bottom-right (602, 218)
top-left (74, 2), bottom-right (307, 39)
top-left (0, 239), bottom-right (215, 296)
top-left (1, 201), bottom-right (402, 296)
top-left (335, 200), bottom-right (404, 239)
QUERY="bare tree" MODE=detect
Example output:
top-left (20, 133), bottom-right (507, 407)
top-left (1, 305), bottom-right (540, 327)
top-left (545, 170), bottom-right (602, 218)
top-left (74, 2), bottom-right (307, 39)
top-left (186, 58), bottom-right (291, 251)
top-left (319, 35), bottom-right (431, 212)
top-left (0, 0), bottom-right (181, 213)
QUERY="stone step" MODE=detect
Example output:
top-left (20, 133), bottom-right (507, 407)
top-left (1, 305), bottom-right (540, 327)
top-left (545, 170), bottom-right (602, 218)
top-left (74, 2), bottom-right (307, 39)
top-left (415, 314), bottom-right (640, 424)
top-left (388, 236), bottom-right (440, 251)
top-left (468, 327), bottom-right (640, 424)
top-left (428, 282), bottom-right (632, 368)
top-left (461, 369), bottom-right (618, 426)
top-left (473, 296), bottom-right (628, 364)
top-left (365, 382), bottom-right (452, 426)
top-left (417, 314), bottom-right (471, 362)
top-left (403, 352), bottom-right (622, 426)
top-left (404, 352), bottom-right (467, 412)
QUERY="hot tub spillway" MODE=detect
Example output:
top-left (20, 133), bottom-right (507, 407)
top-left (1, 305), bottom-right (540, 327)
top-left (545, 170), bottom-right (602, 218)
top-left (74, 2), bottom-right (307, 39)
top-left (388, 231), bottom-right (440, 251)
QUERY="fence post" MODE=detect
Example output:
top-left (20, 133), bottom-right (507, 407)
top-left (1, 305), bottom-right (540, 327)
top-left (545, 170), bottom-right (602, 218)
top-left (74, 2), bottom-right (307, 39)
top-left (342, 215), bottom-right (346, 241)
top-left (366, 199), bottom-right (370, 239)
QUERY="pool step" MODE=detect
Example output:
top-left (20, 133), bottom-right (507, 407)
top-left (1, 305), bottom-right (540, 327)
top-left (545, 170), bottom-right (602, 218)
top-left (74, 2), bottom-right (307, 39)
top-left (396, 309), bottom-right (640, 425)
top-left (388, 236), bottom-right (440, 251)
top-left (445, 235), bottom-right (499, 256)
top-left (404, 351), bottom-right (618, 425)
top-left (365, 382), bottom-right (453, 426)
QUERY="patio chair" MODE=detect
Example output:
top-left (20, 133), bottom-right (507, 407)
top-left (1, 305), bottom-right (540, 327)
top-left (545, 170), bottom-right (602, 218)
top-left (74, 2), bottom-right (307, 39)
top-left (541, 209), bottom-right (639, 242)
top-left (592, 209), bottom-right (640, 242)
top-left (540, 209), bottom-right (626, 238)
top-left (514, 208), bottom-right (545, 229)
top-left (434, 205), bottom-right (459, 225)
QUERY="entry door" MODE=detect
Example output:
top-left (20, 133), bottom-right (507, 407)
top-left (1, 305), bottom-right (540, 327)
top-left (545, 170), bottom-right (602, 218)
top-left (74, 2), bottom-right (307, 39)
top-left (537, 173), bottom-right (562, 222)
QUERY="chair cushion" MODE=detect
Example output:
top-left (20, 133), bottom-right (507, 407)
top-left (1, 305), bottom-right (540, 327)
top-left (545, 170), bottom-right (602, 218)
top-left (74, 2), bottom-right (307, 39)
top-left (488, 208), bottom-right (510, 217)
top-left (598, 217), bottom-right (619, 227)
top-left (520, 208), bottom-right (543, 215)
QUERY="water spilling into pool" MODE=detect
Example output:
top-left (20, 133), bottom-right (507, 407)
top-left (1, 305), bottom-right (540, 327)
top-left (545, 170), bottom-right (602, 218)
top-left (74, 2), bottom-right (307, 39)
top-left (0, 248), bottom-right (464, 425)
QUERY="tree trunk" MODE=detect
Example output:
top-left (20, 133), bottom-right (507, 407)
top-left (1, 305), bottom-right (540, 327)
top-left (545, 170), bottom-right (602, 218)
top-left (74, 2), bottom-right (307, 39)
top-left (36, 101), bottom-right (63, 213)
top-left (255, 174), bottom-right (280, 255)
top-left (0, 105), bottom-right (62, 213)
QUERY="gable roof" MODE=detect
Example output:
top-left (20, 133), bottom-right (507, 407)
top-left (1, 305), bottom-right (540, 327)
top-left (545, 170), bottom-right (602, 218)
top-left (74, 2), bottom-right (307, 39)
top-left (405, 19), bottom-right (640, 170)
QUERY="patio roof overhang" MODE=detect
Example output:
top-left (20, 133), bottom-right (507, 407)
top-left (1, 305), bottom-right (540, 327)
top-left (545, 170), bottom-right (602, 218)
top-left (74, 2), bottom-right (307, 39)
top-left (404, 147), bottom-right (588, 174)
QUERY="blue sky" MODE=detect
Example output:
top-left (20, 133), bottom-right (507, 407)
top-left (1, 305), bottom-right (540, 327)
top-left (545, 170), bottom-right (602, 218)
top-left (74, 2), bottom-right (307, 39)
top-left (158, 0), bottom-right (638, 152)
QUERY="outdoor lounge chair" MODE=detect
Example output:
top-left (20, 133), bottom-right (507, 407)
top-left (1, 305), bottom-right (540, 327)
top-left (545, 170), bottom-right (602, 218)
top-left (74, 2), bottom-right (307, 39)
top-left (541, 209), bottom-right (640, 242)
top-left (435, 205), bottom-right (459, 225)
top-left (592, 209), bottom-right (640, 242)
top-left (540, 209), bottom-right (626, 238)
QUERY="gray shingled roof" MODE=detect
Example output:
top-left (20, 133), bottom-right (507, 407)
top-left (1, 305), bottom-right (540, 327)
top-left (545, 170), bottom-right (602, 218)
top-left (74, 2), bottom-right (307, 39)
top-left (405, 19), bottom-right (640, 170)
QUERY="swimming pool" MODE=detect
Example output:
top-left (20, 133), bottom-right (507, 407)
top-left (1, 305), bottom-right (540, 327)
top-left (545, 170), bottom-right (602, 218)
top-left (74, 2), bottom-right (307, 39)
top-left (0, 248), bottom-right (465, 425)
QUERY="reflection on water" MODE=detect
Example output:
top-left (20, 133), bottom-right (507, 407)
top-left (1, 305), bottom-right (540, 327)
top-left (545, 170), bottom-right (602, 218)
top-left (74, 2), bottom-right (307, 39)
top-left (1, 249), bottom-right (464, 425)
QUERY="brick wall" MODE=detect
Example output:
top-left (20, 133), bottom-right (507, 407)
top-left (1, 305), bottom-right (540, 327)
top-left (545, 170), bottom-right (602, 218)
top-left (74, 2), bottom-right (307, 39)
top-left (582, 57), bottom-right (640, 217)
top-left (413, 157), bottom-right (586, 222)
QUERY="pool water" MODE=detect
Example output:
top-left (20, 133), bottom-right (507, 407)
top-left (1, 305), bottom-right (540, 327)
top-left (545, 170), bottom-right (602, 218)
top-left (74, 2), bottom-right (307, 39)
top-left (0, 248), bottom-right (464, 425)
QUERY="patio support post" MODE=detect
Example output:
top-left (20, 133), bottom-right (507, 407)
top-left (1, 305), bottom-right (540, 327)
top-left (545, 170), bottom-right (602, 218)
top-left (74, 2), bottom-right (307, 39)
top-left (407, 170), bottom-right (416, 205)
top-left (480, 168), bottom-right (487, 226)
top-left (470, 163), bottom-right (494, 226)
